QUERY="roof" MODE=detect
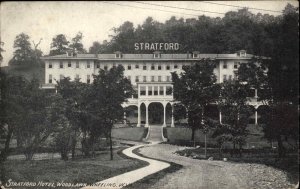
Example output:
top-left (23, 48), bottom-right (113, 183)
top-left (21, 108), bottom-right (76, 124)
top-left (42, 53), bottom-right (259, 61)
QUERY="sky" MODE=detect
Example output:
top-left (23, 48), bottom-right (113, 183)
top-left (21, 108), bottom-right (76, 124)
top-left (0, 1), bottom-right (299, 66)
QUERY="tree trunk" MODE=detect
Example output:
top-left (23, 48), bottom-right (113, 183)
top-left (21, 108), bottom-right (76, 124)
top-left (218, 144), bottom-right (223, 159)
top-left (109, 129), bottom-right (113, 160)
top-left (204, 134), bottom-right (207, 158)
top-left (277, 135), bottom-right (286, 158)
top-left (71, 130), bottom-right (77, 159)
top-left (191, 126), bottom-right (196, 144)
top-left (0, 129), bottom-right (13, 163)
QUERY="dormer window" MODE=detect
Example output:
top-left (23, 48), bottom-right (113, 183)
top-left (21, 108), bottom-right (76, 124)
top-left (238, 50), bottom-right (246, 57)
top-left (153, 51), bottom-right (160, 58)
top-left (67, 51), bottom-right (73, 57)
top-left (115, 51), bottom-right (122, 58)
top-left (192, 51), bottom-right (199, 58)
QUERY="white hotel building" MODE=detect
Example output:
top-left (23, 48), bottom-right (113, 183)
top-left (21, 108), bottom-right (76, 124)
top-left (42, 50), bottom-right (262, 127)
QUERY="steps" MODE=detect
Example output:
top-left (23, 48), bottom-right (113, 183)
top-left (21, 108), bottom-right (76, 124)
top-left (146, 125), bottom-right (165, 142)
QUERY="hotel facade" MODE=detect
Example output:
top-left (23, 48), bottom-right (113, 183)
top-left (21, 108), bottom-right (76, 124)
top-left (42, 50), bottom-right (263, 127)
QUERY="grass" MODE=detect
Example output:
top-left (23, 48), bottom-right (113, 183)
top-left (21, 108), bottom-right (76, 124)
top-left (1, 147), bottom-right (148, 189)
top-left (165, 124), bottom-right (272, 148)
top-left (112, 127), bottom-right (148, 141)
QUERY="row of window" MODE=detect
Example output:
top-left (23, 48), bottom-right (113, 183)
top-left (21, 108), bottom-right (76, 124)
top-left (140, 86), bottom-right (173, 96)
top-left (223, 74), bottom-right (236, 81)
top-left (49, 61), bottom-right (240, 70)
top-left (127, 75), bottom-right (171, 83)
top-left (48, 74), bottom-right (91, 84)
top-left (49, 61), bottom-right (92, 69)
top-left (223, 62), bottom-right (239, 69)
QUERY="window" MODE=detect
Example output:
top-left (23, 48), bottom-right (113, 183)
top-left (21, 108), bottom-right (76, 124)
top-left (48, 62), bottom-right (52, 68)
top-left (49, 74), bottom-right (52, 83)
top-left (75, 74), bottom-right (80, 80)
top-left (96, 63), bottom-right (100, 68)
top-left (193, 53), bottom-right (198, 58)
top-left (143, 65), bottom-right (147, 70)
top-left (60, 61), bottom-right (63, 69)
top-left (151, 64), bottom-right (155, 70)
top-left (127, 65), bottom-right (131, 70)
top-left (60, 74), bottom-right (64, 81)
top-left (140, 86), bottom-right (146, 96)
top-left (166, 76), bottom-right (170, 82)
top-left (148, 86), bottom-right (153, 96)
top-left (127, 76), bottom-right (131, 83)
top-left (174, 64), bottom-right (178, 69)
top-left (154, 53), bottom-right (160, 58)
top-left (229, 75), bottom-right (232, 80)
top-left (234, 62), bottom-right (239, 69)
top-left (135, 65), bottom-right (139, 69)
top-left (158, 76), bottom-right (161, 82)
top-left (223, 62), bottom-right (228, 69)
top-left (166, 86), bottom-right (172, 95)
top-left (154, 86), bottom-right (158, 96)
top-left (87, 75), bottom-right (91, 84)
top-left (135, 76), bottom-right (139, 82)
top-left (159, 86), bottom-right (164, 95)
top-left (76, 61), bottom-right (79, 68)
top-left (115, 53), bottom-right (122, 58)
top-left (166, 65), bottom-right (170, 70)
top-left (158, 65), bottom-right (161, 70)
top-left (68, 61), bottom-right (72, 67)
top-left (104, 65), bottom-right (108, 70)
top-left (143, 76), bottom-right (147, 82)
top-left (223, 75), bottom-right (227, 81)
top-left (151, 76), bottom-right (155, 82)
top-left (87, 61), bottom-right (90, 68)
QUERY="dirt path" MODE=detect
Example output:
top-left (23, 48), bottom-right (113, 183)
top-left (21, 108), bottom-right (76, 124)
top-left (138, 144), bottom-right (294, 189)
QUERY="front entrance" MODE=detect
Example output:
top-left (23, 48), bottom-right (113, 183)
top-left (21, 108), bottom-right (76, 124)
top-left (148, 103), bottom-right (164, 125)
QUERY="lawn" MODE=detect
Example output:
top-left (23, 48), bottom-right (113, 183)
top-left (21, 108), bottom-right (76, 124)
top-left (1, 147), bottom-right (148, 189)
top-left (165, 124), bottom-right (273, 148)
top-left (112, 127), bottom-right (148, 141)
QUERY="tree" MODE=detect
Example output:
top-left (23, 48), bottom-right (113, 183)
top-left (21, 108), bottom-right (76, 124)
top-left (215, 80), bottom-right (252, 157)
top-left (49, 34), bottom-right (69, 56)
top-left (69, 32), bottom-right (87, 54)
top-left (14, 77), bottom-right (54, 160)
top-left (171, 60), bottom-right (219, 146)
top-left (0, 74), bottom-right (27, 162)
top-left (87, 65), bottom-right (133, 160)
top-left (11, 33), bottom-right (33, 65)
top-left (236, 5), bottom-right (299, 157)
top-left (56, 77), bottom-right (87, 159)
top-left (49, 94), bottom-right (73, 161)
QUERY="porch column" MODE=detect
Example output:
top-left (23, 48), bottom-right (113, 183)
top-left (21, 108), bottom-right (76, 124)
top-left (255, 109), bottom-right (258, 125)
top-left (171, 104), bottom-right (175, 127)
top-left (145, 103), bottom-right (149, 127)
top-left (254, 89), bottom-right (258, 98)
top-left (123, 111), bottom-right (127, 125)
top-left (163, 103), bottom-right (166, 127)
top-left (137, 104), bottom-right (141, 127)
top-left (219, 111), bottom-right (222, 124)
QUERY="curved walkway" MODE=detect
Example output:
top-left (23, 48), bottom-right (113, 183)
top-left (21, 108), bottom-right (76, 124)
top-left (82, 143), bottom-right (170, 189)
